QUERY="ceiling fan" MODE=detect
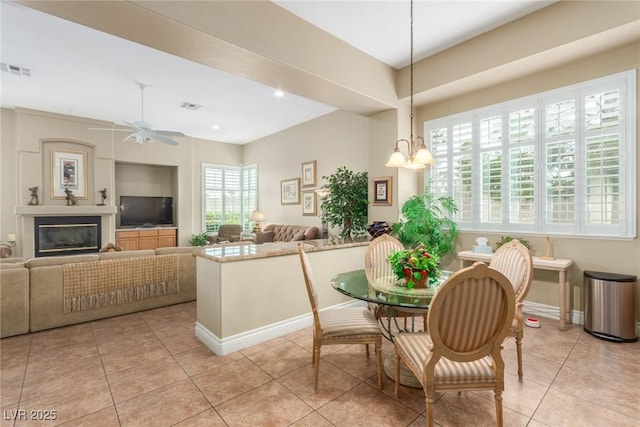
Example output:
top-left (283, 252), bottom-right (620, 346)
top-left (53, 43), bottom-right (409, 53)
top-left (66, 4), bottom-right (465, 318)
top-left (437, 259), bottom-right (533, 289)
top-left (91, 82), bottom-right (184, 146)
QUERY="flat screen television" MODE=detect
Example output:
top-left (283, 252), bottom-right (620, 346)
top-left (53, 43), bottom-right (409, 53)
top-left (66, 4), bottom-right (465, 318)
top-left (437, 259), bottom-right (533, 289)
top-left (119, 196), bottom-right (174, 227)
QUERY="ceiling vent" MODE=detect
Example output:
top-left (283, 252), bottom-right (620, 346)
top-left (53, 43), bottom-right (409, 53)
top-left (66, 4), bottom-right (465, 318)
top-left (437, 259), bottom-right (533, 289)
top-left (1, 63), bottom-right (31, 77)
top-left (180, 102), bottom-right (202, 111)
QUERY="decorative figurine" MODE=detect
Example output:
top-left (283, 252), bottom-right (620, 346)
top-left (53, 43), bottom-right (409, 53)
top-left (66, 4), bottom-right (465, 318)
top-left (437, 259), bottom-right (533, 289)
top-left (98, 188), bottom-right (107, 206)
top-left (28, 186), bottom-right (39, 206)
top-left (64, 188), bottom-right (78, 206)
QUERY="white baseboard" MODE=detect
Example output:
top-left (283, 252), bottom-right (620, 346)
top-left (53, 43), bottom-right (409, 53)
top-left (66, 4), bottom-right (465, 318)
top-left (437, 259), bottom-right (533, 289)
top-left (523, 300), bottom-right (640, 337)
top-left (196, 299), bottom-right (639, 355)
top-left (195, 299), bottom-right (365, 355)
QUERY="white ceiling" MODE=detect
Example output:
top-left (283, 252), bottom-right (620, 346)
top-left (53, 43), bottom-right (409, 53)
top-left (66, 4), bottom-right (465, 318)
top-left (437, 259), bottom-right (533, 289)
top-left (0, 0), bottom-right (555, 144)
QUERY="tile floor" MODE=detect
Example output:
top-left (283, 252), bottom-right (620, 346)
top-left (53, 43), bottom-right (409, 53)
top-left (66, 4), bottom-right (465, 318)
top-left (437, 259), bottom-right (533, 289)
top-left (1, 301), bottom-right (639, 426)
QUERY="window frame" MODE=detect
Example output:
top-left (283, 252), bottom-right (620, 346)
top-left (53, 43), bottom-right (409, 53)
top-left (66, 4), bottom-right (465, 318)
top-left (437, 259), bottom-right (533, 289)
top-left (201, 163), bottom-right (258, 233)
top-left (425, 70), bottom-right (636, 239)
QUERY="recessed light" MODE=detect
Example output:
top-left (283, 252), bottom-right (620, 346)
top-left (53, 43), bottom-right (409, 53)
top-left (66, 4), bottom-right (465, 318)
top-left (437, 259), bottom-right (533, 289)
top-left (212, 125), bottom-right (220, 130)
top-left (274, 90), bottom-right (284, 98)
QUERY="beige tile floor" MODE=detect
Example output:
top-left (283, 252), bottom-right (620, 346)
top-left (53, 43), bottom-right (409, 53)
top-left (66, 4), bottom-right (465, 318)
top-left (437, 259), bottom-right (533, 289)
top-left (1, 301), bottom-right (639, 426)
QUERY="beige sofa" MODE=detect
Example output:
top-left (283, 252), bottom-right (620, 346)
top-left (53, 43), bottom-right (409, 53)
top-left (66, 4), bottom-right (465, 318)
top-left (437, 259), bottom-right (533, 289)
top-left (0, 259), bottom-right (30, 338)
top-left (27, 247), bottom-right (198, 332)
top-left (256, 224), bottom-right (320, 243)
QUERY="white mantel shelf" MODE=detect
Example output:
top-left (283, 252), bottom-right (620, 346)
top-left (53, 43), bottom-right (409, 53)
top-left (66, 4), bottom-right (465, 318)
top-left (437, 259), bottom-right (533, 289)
top-left (15, 205), bottom-right (117, 216)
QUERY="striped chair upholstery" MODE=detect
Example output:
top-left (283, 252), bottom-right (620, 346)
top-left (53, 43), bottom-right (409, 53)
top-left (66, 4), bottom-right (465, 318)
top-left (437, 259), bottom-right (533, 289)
top-left (489, 239), bottom-right (533, 379)
top-left (297, 243), bottom-right (383, 390)
top-left (394, 262), bottom-right (515, 427)
top-left (365, 234), bottom-right (426, 326)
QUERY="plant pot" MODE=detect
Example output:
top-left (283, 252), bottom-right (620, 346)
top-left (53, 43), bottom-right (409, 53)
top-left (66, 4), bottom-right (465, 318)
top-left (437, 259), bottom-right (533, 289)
top-left (404, 270), bottom-right (428, 288)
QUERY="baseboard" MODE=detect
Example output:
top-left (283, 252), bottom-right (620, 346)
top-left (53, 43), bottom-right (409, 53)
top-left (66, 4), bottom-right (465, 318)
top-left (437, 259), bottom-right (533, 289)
top-left (523, 300), bottom-right (640, 337)
top-left (195, 299), bottom-right (365, 355)
top-left (196, 299), bottom-right (639, 355)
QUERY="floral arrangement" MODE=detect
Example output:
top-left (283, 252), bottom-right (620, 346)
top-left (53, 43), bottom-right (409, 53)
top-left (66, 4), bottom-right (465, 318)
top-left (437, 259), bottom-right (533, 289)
top-left (387, 243), bottom-right (440, 288)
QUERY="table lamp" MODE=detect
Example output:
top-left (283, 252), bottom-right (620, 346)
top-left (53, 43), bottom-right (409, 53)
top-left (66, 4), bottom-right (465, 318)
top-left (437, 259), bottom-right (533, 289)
top-left (250, 210), bottom-right (265, 233)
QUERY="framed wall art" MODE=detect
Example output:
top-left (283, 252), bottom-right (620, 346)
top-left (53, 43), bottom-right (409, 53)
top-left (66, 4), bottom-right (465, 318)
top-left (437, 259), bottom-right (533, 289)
top-left (51, 148), bottom-right (87, 199)
top-left (301, 160), bottom-right (317, 187)
top-left (281, 178), bottom-right (301, 205)
top-left (372, 176), bottom-right (392, 206)
top-left (302, 191), bottom-right (317, 216)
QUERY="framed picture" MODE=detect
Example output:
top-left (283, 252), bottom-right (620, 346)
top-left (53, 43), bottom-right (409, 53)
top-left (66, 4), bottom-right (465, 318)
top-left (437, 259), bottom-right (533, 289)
top-left (373, 176), bottom-right (392, 206)
top-left (302, 191), bottom-right (317, 216)
top-left (301, 160), bottom-right (317, 187)
top-left (51, 148), bottom-right (87, 199)
top-left (281, 178), bottom-right (301, 205)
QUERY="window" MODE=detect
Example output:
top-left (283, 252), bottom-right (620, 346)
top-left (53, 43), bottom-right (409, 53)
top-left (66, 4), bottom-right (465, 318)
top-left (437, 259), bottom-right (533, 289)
top-left (426, 70), bottom-right (636, 238)
top-left (202, 164), bottom-right (258, 232)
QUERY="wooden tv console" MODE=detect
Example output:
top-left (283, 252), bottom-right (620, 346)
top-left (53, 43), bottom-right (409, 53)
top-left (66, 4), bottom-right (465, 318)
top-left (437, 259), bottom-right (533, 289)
top-left (116, 227), bottom-right (177, 251)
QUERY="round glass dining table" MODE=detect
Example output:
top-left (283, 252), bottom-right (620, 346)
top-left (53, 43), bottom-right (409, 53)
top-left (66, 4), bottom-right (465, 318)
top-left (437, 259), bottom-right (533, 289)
top-left (330, 269), bottom-right (451, 341)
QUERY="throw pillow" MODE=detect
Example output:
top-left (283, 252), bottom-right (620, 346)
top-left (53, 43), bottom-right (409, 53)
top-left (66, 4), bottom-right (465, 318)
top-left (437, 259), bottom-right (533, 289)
top-left (292, 231), bottom-right (306, 241)
top-left (254, 231), bottom-right (275, 244)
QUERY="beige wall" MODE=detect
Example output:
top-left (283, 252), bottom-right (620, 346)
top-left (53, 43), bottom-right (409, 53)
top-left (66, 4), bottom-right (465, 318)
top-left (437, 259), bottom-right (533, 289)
top-left (417, 41), bottom-right (640, 318)
top-left (242, 110), bottom-right (370, 232)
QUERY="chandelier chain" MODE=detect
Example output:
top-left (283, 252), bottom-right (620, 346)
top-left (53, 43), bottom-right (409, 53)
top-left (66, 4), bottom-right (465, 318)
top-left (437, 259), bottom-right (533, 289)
top-left (409, 0), bottom-right (414, 140)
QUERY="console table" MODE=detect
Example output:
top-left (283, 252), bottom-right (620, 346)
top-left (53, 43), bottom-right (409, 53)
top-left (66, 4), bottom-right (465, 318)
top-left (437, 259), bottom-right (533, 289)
top-left (457, 250), bottom-right (574, 330)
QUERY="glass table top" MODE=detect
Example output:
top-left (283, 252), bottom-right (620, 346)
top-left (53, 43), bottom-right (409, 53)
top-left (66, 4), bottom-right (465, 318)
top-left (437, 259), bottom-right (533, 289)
top-left (330, 269), bottom-right (451, 310)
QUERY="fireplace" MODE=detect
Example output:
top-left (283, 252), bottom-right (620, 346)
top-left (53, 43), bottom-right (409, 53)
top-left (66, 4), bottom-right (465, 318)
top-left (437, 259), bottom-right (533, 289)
top-left (34, 216), bottom-right (101, 257)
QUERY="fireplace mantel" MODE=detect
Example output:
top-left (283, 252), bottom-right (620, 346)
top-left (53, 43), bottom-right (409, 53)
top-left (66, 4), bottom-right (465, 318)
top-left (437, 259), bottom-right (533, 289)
top-left (15, 206), bottom-right (117, 216)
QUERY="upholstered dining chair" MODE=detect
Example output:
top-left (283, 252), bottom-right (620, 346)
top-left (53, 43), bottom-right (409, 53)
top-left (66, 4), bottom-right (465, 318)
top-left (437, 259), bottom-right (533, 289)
top-left (489, 239), bottom-right (533, 380)
top-left (394, 261), bottom-right (515, 427)
top-left (297, 243), bottom-right (383, 390)
top-left (364, 234), bottom-right (426, 329)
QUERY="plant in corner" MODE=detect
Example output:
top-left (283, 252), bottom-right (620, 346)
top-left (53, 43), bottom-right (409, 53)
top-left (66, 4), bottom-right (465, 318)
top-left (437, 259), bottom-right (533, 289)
top-left (320, 166), bottom-right (368, 239)
top-left (188, 232), bottom-right (209, 247)
top-left (391, 183), bottom-right (459, 261)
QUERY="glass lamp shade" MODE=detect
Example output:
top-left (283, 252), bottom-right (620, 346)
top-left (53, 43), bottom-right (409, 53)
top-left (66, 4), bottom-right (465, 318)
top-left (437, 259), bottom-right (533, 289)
top-left (405, 158), bottom-right (426, 169)
top-left (413, 147), bottom-right (434, 165)
top-left (385, 150), bottom-right (407, 167)
top-left (250, 210), bottom-right (265, 222)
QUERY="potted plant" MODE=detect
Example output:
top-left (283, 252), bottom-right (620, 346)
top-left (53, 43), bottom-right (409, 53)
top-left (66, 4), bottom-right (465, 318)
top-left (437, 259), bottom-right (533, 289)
top-left (320, 166), bottom-right (368, 239)
top-left (495, 235), bottom-right (532, 252)
top-left (391, 184), bottom-right (459, 261)
top-left (188, 232), bottom-right (209, 246)
top-left (388, 243), bottom-right (440, 288)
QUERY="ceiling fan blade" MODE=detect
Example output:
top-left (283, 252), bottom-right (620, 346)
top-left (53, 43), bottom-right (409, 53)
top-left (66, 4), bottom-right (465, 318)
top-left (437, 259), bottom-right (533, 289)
top-left (152, 133), bottom-right (180, 146)
top-left (154, 129), bottom-right (185, 137)
top-left (89, 127), bottom-right (132, 133)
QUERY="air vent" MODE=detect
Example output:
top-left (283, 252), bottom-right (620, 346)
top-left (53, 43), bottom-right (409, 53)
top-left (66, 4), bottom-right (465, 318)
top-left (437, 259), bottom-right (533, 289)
top-left (180, 102), bottom-right (202, 111)
top-left (1, 63), bottom-right (31, 77)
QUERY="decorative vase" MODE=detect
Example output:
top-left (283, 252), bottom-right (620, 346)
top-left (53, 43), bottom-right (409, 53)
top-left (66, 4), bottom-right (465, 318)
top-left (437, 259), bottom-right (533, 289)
top-left (404, 270), bottom-right (428, 288)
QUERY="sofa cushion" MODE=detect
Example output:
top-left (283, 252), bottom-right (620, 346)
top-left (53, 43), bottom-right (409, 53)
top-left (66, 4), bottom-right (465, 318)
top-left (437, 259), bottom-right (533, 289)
top-left (27, 254), bottom-right (100, 268)
top-left (99, 250), bottom-right (156, 260)
top-left (263, 224), bottom-right (320, 242)
top-left (254, 231), bottom-right (275, 244)
top-left (292, 231), bottom-right (306, 241)
top-left (1, 262), bottom-right (29, 338)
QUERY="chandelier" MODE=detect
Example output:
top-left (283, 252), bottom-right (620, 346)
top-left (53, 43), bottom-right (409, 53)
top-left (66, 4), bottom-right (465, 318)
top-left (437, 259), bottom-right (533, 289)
top-left (385, 0), bottom-right (433, 170)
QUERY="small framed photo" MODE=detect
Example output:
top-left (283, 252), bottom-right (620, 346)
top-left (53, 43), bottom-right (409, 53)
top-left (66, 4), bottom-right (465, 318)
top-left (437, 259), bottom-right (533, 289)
top-left (281, 178), bottom-right (301, 205)
top-left (302, 191), bottom-right (317, 216)
top-left (301, 160), bottom-right (317, 187)
top-left (373, 176), bottom-right (392, 206)
top-left (51, 148), bottom-right (87, 199)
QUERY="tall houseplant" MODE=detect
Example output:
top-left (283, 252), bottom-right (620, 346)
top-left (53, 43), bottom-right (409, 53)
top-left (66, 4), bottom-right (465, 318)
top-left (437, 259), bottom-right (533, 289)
top-left (392, 187), bottom-right (459, 260)
top-left (320, 167), bottom-right (368, 238)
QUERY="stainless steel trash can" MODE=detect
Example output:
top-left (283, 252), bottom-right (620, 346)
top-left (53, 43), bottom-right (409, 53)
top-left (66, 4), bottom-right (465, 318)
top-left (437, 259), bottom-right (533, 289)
top-left (584, 271), bottom-right (637, 342)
